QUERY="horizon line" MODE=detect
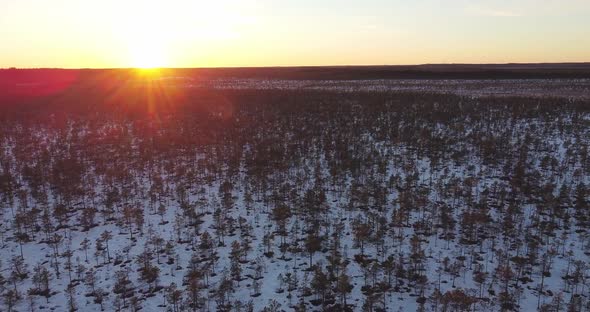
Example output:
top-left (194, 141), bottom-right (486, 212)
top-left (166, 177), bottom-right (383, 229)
top-left (3, 62), bottom-right (590, 71)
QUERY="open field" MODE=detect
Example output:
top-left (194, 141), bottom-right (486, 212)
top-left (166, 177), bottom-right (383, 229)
top-left (0, 67), bottom-right (589, 312)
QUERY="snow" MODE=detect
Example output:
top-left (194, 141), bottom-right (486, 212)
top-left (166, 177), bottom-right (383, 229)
top-left (0, 81), bottom-right (588, 312)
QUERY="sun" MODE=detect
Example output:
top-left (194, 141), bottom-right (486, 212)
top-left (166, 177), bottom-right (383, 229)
top-left (130, 42), bottom-right (167, 69)
top-left (123, 7), bottom-right (170, 69)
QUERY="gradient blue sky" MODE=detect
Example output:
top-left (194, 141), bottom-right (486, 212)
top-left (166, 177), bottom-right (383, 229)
top-left (1, 0), bottom-right (589, 68)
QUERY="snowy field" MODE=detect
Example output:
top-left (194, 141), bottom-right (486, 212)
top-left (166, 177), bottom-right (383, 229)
top-left (173, 79), bottom-right (590, 100)
top-left (0, 87), bottom-right (589, 312)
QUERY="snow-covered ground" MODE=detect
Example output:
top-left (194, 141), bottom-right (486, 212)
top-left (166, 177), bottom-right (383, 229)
top-left (0, 86), bottom-right (588, 312)
top-left (182, 79), bottom-right (590, 100)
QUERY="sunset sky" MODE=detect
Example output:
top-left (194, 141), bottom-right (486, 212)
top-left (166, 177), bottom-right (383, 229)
top-left (1, 0), bottom-right (589, 68)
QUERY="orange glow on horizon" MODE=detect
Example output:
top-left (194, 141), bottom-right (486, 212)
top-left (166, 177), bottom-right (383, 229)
top-left (1, 0), bottom-right (589, 68)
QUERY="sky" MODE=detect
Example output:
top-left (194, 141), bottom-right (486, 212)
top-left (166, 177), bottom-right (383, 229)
top-left (1, 0), bottom-right (589, 68)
